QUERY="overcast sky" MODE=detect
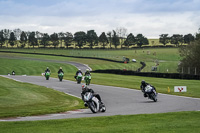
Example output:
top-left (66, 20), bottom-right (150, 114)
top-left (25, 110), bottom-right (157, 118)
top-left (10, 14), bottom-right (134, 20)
top-left (0, 0), bottom-right (200, 38)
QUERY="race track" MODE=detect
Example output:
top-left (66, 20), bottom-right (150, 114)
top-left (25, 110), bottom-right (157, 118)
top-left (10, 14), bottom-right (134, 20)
top-left (0, 75), bottom-right (200, 121)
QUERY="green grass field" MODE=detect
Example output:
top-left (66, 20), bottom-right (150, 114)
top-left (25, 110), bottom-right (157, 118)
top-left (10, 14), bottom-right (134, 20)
top-left (0, 111), bottom-right (199, 133)
top-left (0, 76), bottom-right (83, 118)
top-left (0, 48), bottom-right (180, 73)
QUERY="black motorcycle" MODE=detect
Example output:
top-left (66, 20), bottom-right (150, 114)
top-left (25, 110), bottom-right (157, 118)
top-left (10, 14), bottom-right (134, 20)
top-left (83, 92), bottom-right (106, 113)
top-left (144, 85), bottom-right (157, 102)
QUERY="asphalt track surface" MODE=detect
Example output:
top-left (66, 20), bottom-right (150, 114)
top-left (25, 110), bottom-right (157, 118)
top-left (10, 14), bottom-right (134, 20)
top-left (0, 75), bottom-right (200, 121)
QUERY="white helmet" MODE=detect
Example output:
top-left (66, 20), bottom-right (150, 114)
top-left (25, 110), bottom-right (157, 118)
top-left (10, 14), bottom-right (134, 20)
top-left (82, 85), bottom-right (87, 91)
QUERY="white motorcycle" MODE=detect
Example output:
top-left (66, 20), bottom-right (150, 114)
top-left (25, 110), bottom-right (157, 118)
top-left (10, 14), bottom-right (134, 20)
top-left (83, 92), bottom-right (106, 113)
top-left (144, 85), bottom-right (158, 102)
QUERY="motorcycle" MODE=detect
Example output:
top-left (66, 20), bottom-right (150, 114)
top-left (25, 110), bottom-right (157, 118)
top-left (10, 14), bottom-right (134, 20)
top-left (144, 85), bottom-right (157, 102)
top-left (12, 71), bottom-right (15, 75)
top-left (45, 72), bottom-right (50, 80)
top-left (58, 72), bottom-right (64, 81)
top-left (76, 72), bottom-right (82, 84)
top-left (84, 74), bottom-right (91, 85)
top-left (83, 92), bottom-right (106, 113)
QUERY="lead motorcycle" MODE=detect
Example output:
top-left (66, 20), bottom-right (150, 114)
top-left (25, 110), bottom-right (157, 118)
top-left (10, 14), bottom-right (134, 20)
top-left (144, 85), bottom-right (158, 102)
top-left (83, 92), bottom-right (106, 113)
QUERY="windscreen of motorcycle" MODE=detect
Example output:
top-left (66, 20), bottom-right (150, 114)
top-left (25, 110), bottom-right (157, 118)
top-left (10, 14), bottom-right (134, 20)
top-left (145, 85), bottom-right (152, 92)
top-left (84, 92), bottom-right (92, 101)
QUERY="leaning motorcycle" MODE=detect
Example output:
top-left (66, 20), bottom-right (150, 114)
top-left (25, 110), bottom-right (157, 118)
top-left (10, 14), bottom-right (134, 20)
top-left (76, 73), bottom-right (82, 84)
top-left (144, 85), bottom-right (157, 102)
top-left (58, 72), bottom-right (64, 81)
top-left (45, 72), bottom-right (50, 80)
top-left (83, 92), bottom-right (106, 113)
top-left (84, 74), bottom-right (91, 85)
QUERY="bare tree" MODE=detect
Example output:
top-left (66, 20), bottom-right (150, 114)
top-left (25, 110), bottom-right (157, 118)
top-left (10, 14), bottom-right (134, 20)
top-left (178, 28), bottom-right (200, 75)
top-left (107, 31), bottom-right (112, 48)
top-left (3, 29), bottom-right (11, 47)
top-left (58, 32), bottom-right (64, 48)
top-left (116, 27), bottom-right (127, 48)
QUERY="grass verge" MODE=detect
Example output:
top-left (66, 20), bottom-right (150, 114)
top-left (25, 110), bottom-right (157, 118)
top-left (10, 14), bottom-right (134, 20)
top-left (0, 76), bottom-right (83, 118)
top-left (0, 48), bottom-right (180, 73)
top-left (0, 111), bottom-right (199, 133)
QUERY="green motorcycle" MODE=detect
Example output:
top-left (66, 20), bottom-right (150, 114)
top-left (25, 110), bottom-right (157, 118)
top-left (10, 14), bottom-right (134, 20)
top-left (45, 72), bottom-right (50, 80)
top-left (84, 74), bottom-right (91, 85)
top-left (58, 72), bottom-right (64, 81)
top-left (76, 73), bottom-right (83, 84)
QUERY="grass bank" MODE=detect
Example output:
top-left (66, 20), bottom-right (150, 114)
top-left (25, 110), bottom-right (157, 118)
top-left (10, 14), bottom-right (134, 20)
top-left (0, 111), bottom-right (199, 133)
top-left (0, 76), bottom-right (83, 118)
top-left (0, 48), bottom-right (180, 73)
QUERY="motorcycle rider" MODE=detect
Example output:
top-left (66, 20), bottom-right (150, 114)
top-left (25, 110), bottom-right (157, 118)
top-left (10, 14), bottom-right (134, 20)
top-left (85, 69), bottom-right (91, 76)
top-left (74, 69), bottom-right (82, 79)
top-left (12, 70), bottom-right (15, 75)
top-left (140, 80), bottom-right (157, 97)
top-left (81, 85), bottom-right (103, 107)
top-left (57, 67), bottom-right (64, 74)
top-left (45, 67), bottom-right (50, 75)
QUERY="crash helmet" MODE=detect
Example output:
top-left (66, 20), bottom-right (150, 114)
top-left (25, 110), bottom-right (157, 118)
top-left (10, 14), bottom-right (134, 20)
top-left (86, 69), bottom-right (89, 72)
top-left (47, 67), bottom-right (49, 69)
top-left (78, 69), bottom-right (81, 71)
top-left (60, 67), bottom-right (62, 69)
top-left (82, 85), bottom-right (87, 91)
top-left (141, 80), bottom-right (146, 86)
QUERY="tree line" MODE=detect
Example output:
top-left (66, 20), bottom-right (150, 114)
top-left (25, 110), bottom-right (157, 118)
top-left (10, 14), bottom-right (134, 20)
top-left (178, 28), bottom-right (200, 75)
top-left (0, 28), bottom-right (196, 49)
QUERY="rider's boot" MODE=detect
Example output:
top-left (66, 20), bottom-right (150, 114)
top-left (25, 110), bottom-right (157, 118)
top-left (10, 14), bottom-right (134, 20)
top-left (84, 102), bottom-right (88, 107)
top-left (144, 93), bottom-right (147, 97)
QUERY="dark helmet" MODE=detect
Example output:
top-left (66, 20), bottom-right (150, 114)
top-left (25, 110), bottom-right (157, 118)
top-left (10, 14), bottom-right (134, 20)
top-left (141, 80), bottom-right (146, 86)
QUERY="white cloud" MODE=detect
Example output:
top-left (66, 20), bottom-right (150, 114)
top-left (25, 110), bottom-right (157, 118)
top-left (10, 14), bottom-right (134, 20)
top-left (0, 0), bottom-right (200, 38)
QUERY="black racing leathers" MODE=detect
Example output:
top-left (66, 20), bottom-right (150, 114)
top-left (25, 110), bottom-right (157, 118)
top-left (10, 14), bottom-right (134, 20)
top-left (58, 69), bottom-right (64, 74)
top-left (81, 88), bottom-right (102, 102)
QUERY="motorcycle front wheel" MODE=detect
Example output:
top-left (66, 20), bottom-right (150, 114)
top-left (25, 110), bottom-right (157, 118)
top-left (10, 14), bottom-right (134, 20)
top-left (151, 93), bottom-right (157, 102)
top-left (88, 101), bottom-right (98, 113)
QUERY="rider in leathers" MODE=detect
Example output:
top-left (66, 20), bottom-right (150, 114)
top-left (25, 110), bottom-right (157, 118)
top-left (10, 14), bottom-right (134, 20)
top-left (84, 69), bottom-right (91, 76)
top-left (140, 80), bottom-right (157, 97)
top-left (45, 67), bottom-right (50, 76)
top-left (81, 85), bottom-right (102, 107)
top-left (74, 69), bottom-right (83, 79)
top-left (57, 67), bottom-right (64, 74)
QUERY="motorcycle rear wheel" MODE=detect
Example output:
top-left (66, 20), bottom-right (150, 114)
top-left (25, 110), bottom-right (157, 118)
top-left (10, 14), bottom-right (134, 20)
top-left (100, 104), bottom-right (106, 112)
